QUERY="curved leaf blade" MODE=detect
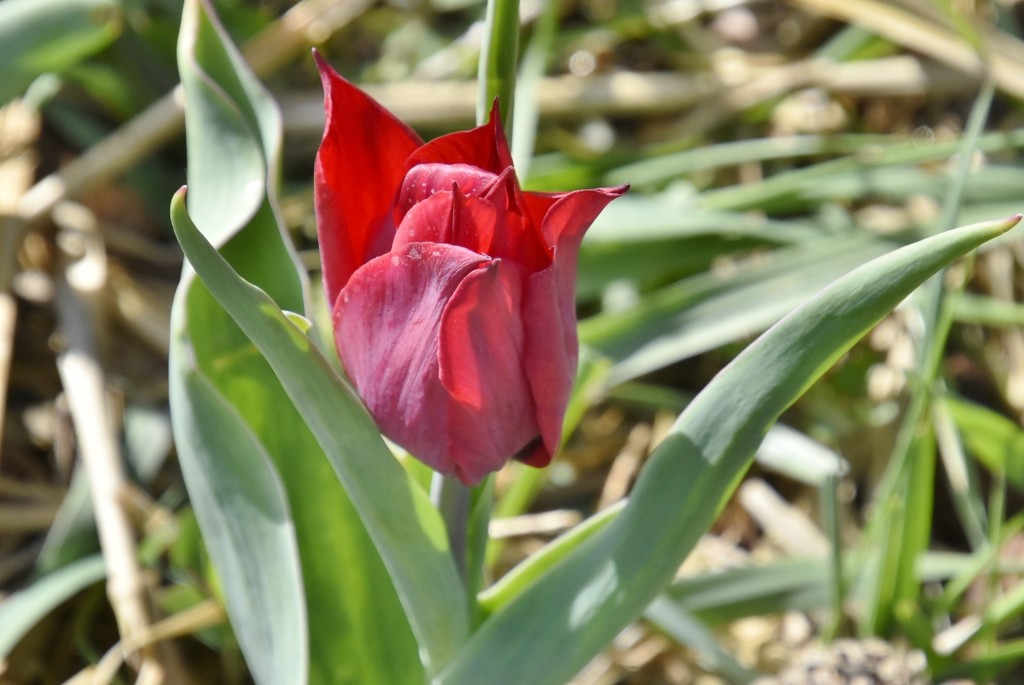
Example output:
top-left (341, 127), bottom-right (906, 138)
top-left (178, 0), bottom-right (274, 244)
top-left (0, 0), bottom-right (121, 106)
top-left (169, 360), bottom-right (307, 685)
top-left (170, 189), bottom-right (468, 675)
top-left (0, 555), bottom-right (105, 659)
top-left (174, 3), bottom-right (424, 682)
top-left (439, 214), bottom-right (1019, 685)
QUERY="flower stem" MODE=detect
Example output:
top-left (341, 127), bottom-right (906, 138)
top-left (431, 472), bottom-right (471, 581)
top-left (477, 0), bottom-right (520, 131)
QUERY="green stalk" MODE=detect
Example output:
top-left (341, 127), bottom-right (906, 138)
top-left (511, 0), bottom-right (559, 175)
top-left (477, 0), bottom-right (519, 132)
top-left (431, 472), bottom-right (472, 582)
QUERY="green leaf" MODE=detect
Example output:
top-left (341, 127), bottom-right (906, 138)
top-left (169, 360), bottom-right (307, 685)
top-left (173, 3), bottom-right (423, 683)
top-left (0, 0), bottom-right (121, 105)
top-left (945, 394), bottom-right (1024, 490)
top-left (177, 0), bottom-right (282, 245)
top-left (644, 597), bottom-right (758, 684)
top-left (176, 279), bottom-right (423, 685)
top-left (438, 214), bottom-right (1018, 685)
top-left (604, 133), bottom-right (891, 189)
top-left (580, 234), bottom-right (894, 383)
top-left (170, 189), bottom-right (469, 675)
top-left (935, 638), bottom-right (1024, 683)
top-left (0, 555), bottom-right (105, 659)
top-left (663, 559), bottom-right (831, 624)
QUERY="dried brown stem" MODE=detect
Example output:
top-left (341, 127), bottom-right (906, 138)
top-left (792, 0), bottom-right (1024, 98)
top-left (54, 204), bottom-right (163, 682)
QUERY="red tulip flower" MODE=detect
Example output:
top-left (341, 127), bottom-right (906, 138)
top-left (314, 55), bottom-right (627, 485)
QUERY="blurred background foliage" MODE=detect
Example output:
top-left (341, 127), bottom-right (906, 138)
top-left (1, 0), bottom-right (1024, 683)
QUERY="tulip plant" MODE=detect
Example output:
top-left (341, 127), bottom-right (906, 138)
top-left (166, 1), bottom-right (1018, 684)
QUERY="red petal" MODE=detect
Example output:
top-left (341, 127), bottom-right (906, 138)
top-left (521, 191), bottom-right (561, 237)
top-left (480, 168), bottom-right (551, 271)
top-left (333, 243), bottom-right (489, 477)
top-left (520, 267), bottom-right (574, 465)
top-left (520, 185), bottom-right (629, 460)
top-left (540, 185), bottom-right (629, 253)
top-left (314, 53), bottom-right (423, 306)
top-left (439, 259), bottom-right (538, 484)
top-left (403, 101), bottom-right (512, 175)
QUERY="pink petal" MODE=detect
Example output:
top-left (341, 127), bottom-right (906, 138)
top-left (314, 53), bottom-right (423, 305)
top-left (393, 182), bottom-right (543, 271)
top-left (403, 101), bottom-right (512, 175)
top-left (392, 188), bottom-right (504, 257)
top-left (439, 259), bottom-right (538, 484)
top-left (394, 163), bottom-right (498, 225)
top-left (333, 243), bottom-right (489, 477)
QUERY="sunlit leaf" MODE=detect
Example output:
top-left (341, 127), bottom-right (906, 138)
top-left (439, 215), bottom-right (1018, 685)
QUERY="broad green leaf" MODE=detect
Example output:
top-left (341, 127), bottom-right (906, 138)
top-left (178, 0), bottom-right (281, 245)
top-left (173, 3), bottom-right (310, 682)
top-left (169, 359), bottom-right (306, 685)
top-left (170, 189), bottom-right (468, 675)
top-left (0, 555), bottom-right (105, 659)
top-left (173, 2), bottom-right (422, 683)
top-left (0, 0), bottom-right (121, 105)
top-left (177, 240), bottom-right (424, 685)
top-left (438, 215), bottom-right (1018, 685)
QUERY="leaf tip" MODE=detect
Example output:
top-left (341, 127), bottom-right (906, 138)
top-left (170, 185), bottom-right (189, 214)
top-left (994, 213), bottom-right (1024, 237)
